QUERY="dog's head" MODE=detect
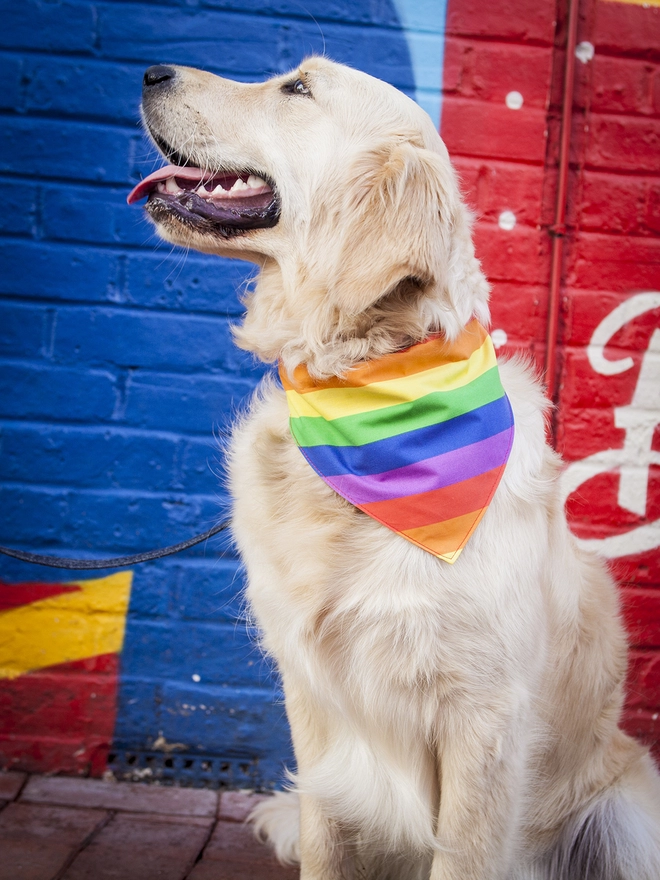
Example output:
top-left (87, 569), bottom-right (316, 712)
top-left (131, 58), bottom-right (489, 370)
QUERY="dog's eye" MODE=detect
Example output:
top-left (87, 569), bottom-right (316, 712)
top-left (282, 78), bottom-right (311, 97)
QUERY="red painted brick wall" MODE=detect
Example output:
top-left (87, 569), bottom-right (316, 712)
top-left (442, 0), bottom-right (556, 360)
top-left (442, 0), bottom-right (660, 756)
top-left (561, 0), bottom-right (660, 751)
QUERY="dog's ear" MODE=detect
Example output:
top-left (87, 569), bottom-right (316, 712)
top-left (325, 142), bottom-right (489, 337)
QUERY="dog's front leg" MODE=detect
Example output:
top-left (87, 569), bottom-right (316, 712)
top-left (298, 791), bottom-right (350, 880)
top-left (430, 700), bottom-right (527, 880)
top-left (285, 684), bottom-right (348, 880)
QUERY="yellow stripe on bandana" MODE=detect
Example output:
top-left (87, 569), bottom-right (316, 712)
top-left (0, 571), bottom-right (132, 680)
top-left (285, 335), bottom-right (496, 422)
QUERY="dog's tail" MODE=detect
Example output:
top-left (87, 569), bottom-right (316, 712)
top-left (249, 790), bottom-right (301, 865)
top-left (542, 752), bottom-right (660, 880)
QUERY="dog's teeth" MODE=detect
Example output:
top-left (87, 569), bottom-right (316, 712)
top-left (247, 174), bottom-right (266, 189)
top-left (156, 181), bottom-right (166, 193)
top-left (197, 184), bottom-right (209, 196)
top-left (231, 178), bottom-right (248, 192)
top-left (212, 184), bottom-right (228, 195)
top-left (165, 177), bottom-right (180, 194)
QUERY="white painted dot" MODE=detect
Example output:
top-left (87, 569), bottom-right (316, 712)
top-left (491, 329), bottom-right (508, 349)
top-left (498, 210), bottom-right (516, 231)
top-left (505, 91), bottom-right (524, 110)
top-left (575, 41), bottom-right (595, 64)
top-left (192, 673), bottom-right (201, 682)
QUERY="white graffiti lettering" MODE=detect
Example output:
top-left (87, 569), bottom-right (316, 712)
top-left (560, 292), bottom-right (660, 559)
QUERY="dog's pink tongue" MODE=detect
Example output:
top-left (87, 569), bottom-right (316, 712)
top-left (126, 165), bottom-right (205, 204)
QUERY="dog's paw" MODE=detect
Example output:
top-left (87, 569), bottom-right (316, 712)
top-left (249, 790), bottom-right (301, 865)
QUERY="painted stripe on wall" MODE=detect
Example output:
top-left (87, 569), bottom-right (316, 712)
top-left (601, 0), bottom-right (660, 6)
top-left (393, 0), bottom-right (450, 127)
top-left (0, 572), bottom-right (132, 680)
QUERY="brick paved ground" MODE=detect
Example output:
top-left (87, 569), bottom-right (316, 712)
top-left (0, 772), bottom-right (299, 880)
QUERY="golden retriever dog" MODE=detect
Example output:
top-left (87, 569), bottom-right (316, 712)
top-left (129, 57), bottom-right (660, 880)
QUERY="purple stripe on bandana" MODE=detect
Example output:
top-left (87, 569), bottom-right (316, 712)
top-left (326, 426), bottom-right (514, 505)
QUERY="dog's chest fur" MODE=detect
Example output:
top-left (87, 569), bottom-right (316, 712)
top-left (229, 369), bottom-right (552, 849)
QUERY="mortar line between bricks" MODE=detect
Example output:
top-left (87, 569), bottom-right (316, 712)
top-left (0, 478), bottom-right (224, 503)
top-left (577, 47), bottom-right (660, 63)
top-left (444, 33), bottom-right (555, 49)
top-left (90, 2), bottom-right (100, 52)
top-left (580, 164), bottom-right (660, 179)
top-left (0, 298), bottom-right (244, 322)
top-left (0, 292), bottom-right (248, 320)
top-left (110, 367), bottom-right (129, 423)
top-left (581, 110), bottom-right (660, 125)
top-left (555, 232), bottom-right (660, 246)
top-left (29, 237), bottom-right (181, 255)
top-left (0, 109), bottom-right (140, 135)
top-left (0, 172), bottom-right (145, 191)
top-left (0, 48), bottom-right (145, 72)
top-left (0, 415), bottom-right (233, 440)
top-left (50, 808), bottom-right (115, 880)
top-left (0, 352), bottom-right (261, 380)
top-left (33, 183), bottom-right (45, 242)
top-left (0, 230), bottom-right (255, 269)
top-left (5, 110), bottom-right (141, 128)
top-left (0, 47), bottom-right (116, 63)
top-left (0, 417), bottom-right (229, 444)
top-left (580, 109), bottom-right (660, 122)
top-left (0, 477), bottom-right (226, 499)
top-left (436, 151), bottom-right (547, 169)
top-left (465, 160), bottom-right (660, 181)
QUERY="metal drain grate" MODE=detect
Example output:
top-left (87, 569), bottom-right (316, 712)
top-left (106, 749), bottom-right (263, 789)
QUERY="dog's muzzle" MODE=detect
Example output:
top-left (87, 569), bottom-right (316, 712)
top-left (129, 66), bottom-right (281, 237)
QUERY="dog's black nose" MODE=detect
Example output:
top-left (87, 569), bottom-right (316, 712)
top-left (143, 65), bottom-right (176, 88)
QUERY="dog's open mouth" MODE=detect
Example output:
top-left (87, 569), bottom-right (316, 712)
top-left (127, 165), bottom-right (280, 237)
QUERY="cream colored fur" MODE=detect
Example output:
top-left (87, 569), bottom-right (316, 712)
top-left (143, 57), bottom-right (660, 880)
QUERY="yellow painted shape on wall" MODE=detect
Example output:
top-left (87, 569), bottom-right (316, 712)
top-left (0, 571), bottom-right (133, 680)
top-left (601, 0), bottom-right (660, 6)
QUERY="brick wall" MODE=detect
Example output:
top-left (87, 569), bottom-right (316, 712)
top-left (0, 0), bottom-right (448, 786)
top-left (557, 0), bottom-right (660, 751)
top-left (440, 0), bottom-right (556, 362)
top-left (439, 0), bottom-right (660, 755)
top-left (1, 0), bottom-right (658, 785)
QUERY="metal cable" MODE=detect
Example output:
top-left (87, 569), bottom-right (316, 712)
top-left (0, 519), bottom-right (231, 571)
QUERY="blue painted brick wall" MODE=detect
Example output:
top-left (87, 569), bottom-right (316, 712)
top-left (0, 0), bottom-right (437, 786)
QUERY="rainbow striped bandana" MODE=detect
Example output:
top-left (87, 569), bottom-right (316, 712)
top-left (279, 321), bottom-right (514, 563)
